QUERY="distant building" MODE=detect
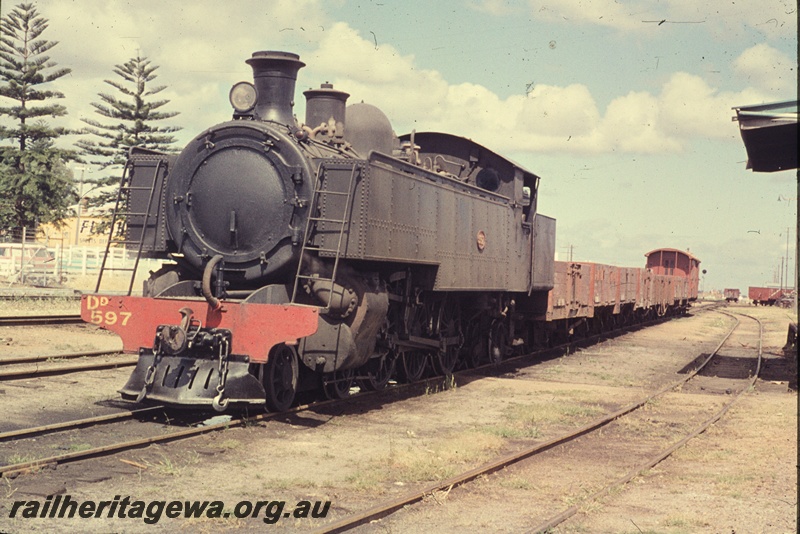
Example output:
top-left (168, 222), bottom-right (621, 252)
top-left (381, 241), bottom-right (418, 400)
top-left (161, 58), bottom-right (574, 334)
top-left (37, 216), bottom-right (124, 247)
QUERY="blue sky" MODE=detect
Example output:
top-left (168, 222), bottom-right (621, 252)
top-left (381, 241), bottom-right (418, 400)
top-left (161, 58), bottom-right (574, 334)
top-left (3, 0), bottom-right (797, 293)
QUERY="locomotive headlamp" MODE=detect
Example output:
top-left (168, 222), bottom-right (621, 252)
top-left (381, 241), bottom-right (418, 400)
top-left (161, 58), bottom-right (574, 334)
top-left (229, 81), bottom-right (257, 112)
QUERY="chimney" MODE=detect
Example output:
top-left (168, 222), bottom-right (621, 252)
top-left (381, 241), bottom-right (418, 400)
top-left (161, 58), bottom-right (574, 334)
top-left (304, 82), bottom-right (350, 137)
top-left (245, 51), bottom-right (305, 125)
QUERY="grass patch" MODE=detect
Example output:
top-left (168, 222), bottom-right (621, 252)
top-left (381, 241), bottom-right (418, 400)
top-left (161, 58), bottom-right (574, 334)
top-left (483, 425), bottom-right (542, 439)
top-left (344, 469), bottom-right (384, 491)
top-left (479, 399), bottom-right (605, 439)
top-left (344, 430), bottom-right (504, 490)
top-left (497, 475), bottom-right (535, 490)
top-left (3, 453), bottom-right (45, 475)
top-left (386, 431), bottom-right (503, 483)
top-left (616, 416), bottom-right (673, 438)
top-left (154, 455), bottom-right (182, 476)
top-left (589, 371), bottom-right (611, 381)
top-left (663, 514), bottom-right (709, 530)
top-left (149, 451), bottom-right (199, 476)
top-left (5, 453), bottom-right (38, 465)
top-left (709, 317), bottom-right (730, 330)
top-left (425, 374), bottom-right (458, 395)
top-left (714, 472), bottom-right (757, 498)
top-left (481, 403), bottom-right (543, 438)
top-left (263, 477), bottom-right (320, 491)
top-left (559, 404), bottom-right (605, 418)
top-left (217, 439), bottom-right (241, 450)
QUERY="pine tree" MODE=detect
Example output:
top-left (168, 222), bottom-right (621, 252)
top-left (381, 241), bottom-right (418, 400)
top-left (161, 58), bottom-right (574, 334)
top-left (77, 54), bottom-right (181, 207)
top-left (0, 2), bottom-right (76, 234)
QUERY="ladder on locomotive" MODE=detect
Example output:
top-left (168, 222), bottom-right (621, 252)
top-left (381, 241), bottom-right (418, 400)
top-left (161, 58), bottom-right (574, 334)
top-left (290, 162), bottom-right (360, 312)
top-left (95, 159), bottom-right (163, 295)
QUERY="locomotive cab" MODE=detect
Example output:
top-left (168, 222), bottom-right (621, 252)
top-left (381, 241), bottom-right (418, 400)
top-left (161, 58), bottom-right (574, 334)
top-left (397, 131), bottom-right (539, 213)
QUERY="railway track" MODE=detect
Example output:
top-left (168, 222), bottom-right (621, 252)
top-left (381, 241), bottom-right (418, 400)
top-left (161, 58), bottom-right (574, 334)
top-left (0, 406), bottom-right (221, 478)
top-left (0, 307), bottom-right (727, 482)
top-left (310, 310), bottom-right (763, 533)
top-left (0, 307), bottom-right (713, 483)
top-left (0, 314), bottom-right (82, 327)
top-left (0, 349), bottom-right (136, 380)
top-left (0, 392), bottom-right (365, 478)
top-left (0, 291), bottom-right (81, 301)
top-left (0, 406), bottom-right (165, 442)
top-left (0, 351), bottom-right (486, 478)
top-left (1, 349), bottom-right (119, 366)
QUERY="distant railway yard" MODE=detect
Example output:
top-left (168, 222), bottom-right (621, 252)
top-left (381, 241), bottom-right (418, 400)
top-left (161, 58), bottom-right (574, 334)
top-left (0, 300), bottom-right (796, 533)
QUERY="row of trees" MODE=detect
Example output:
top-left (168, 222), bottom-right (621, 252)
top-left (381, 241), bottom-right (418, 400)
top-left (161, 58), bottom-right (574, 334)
top-left (0, 2), bottom-right (182, 236)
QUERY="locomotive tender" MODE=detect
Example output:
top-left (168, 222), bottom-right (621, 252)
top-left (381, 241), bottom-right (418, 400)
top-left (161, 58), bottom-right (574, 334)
top-left (81, 50), bottom-right (698, 412)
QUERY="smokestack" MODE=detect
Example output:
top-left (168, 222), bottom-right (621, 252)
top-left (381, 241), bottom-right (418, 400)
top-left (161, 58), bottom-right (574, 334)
top-left (245, 51), bottom-right (305, 125)
top-left (304, 82), bottom-right (350, 137)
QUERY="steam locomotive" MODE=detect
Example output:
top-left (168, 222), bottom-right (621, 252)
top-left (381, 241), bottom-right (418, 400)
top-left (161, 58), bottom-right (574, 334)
top-left (81, 51), bottom-right (698, 412)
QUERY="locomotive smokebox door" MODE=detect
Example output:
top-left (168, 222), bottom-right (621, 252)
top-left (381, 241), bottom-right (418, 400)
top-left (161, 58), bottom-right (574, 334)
top-left (165, 122), bottom-right (314, 282)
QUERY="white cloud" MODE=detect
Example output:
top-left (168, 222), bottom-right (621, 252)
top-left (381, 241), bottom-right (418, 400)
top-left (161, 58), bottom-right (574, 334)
top-left (527, 0), bottom-right (798, 39)
top-left (598, 91), bottom-right (682, 153)
top-left (299, 24), bottom-right (788, 157)
top-left (664, 0), bottom-right (798, 40)
top-left (307, 23), bottom-right (430, 86)
top-left (530, 0), bottom-right (646, 32)
top-left (4, 2), bottom-right (794, 161)
top-left (518, 83), bottom-right (600, 138)
top-left (657, 72), bottom-right (769, 139)
top-left (733, 44), bottom-right (796, 94)
top-left (298, 24), bottom-right (660, 154)
top-left (27, 0), bottom-right (329, 145)
top-left (470, 0), bottom-right (521, 16)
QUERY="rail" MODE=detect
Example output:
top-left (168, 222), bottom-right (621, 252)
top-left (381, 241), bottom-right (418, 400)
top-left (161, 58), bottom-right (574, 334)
top-left (0, 314), bottom-right (82, 327)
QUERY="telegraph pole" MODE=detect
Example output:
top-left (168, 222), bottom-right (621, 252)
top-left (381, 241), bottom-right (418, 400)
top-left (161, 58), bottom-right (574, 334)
top-left (74, 166), bottom-right (85, 246)
top-left (785, 226), bottom-right (791, 293)
top-left (778, 195), bottom-right (797, 310)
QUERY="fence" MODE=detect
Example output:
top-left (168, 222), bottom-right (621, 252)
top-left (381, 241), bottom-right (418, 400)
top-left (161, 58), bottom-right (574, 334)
top-left (1, 243), bottom-right (164, 294)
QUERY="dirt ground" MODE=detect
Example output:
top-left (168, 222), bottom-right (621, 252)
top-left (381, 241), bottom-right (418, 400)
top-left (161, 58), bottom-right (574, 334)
top-left (0, 303), bottom-right (796, 533)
